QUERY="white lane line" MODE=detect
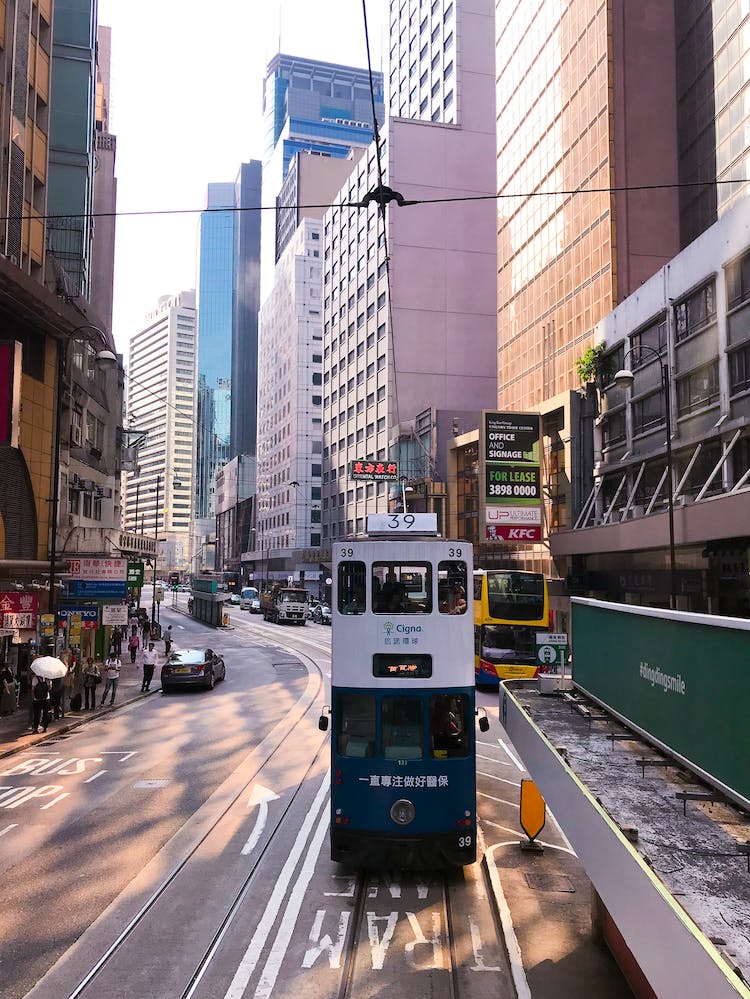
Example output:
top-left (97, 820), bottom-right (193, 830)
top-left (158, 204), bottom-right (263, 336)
top-left (477, 770), bottom-right (521, 788)
top-left (84, 770), bottom-right (107, 783)
top-left (483, 819), bottom-right (522, 836)
top-left (0, 823), bottom-right (17, 837)
top-left (118, 752), bottom-right (137, 762)
top-left (476, 753), bottom-right (511, 766)
top-left (497, 738), bottom-right (524, 771)
top-left (486, 834), bottom-right (576, 858)
top-left (484, 841), bottom-right (532, 999)
top-left (189, 771), bottom-right (329, 999)
top-left (477, 790), bottom-right (517, 808)
top-left (254, 806), bottom-right (330, 998)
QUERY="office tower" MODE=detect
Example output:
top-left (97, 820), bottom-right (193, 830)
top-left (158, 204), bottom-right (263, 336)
top-left (90, 25), bottom-right (117, 333)
top-left (196, 183), bottom-right (235, 519)
top-left (321, 0), bottom-right (498, 542)
top-left (261, 54), bottom-right (384, 295)
top-left (494, 1), bottom-right (750, 571)
top-left (124, 292), bottom-right (196, 572)
top-left (257, 218), bottom-right (325, 560)
top-left (47, 0), bottom-right (98, 300)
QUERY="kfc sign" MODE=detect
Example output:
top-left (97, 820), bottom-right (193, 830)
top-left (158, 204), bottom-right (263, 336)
top-left (486, 525), bottom-right (542, 542)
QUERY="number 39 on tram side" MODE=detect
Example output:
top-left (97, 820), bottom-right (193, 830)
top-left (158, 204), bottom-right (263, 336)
top-left (319, 513), bottom-right (489, 869)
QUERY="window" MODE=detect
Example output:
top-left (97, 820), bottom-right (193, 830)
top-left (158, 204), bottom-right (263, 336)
top-left (730, 342), bottom-right (750, 395)
top-left (382, 696), bottom-right (423, 759)
top-left (631, 315), bottom-right (667, 366)
top-left (336, 692), bottom-right (375, 758)
top-left (602, 409), bottom-right (626, 447)
top-left (377, 323), bottom-right (386, 340)
top-left (677, 362), bottom-right (719, 415)
top-left (372, 562), bottom-right (432, 613)
top-left (632, 390), bottom-right (665, 435)
top-left (727, 250), bottom-right (750, 308)
top-left (312, 372), bottom-right (322, 385)
top-left (430, 693), bottom-right (469, 758)
top-left (367, 303), bottom-right (375, 318)
top-left (437, 560), bottom-right (468, 614)
top-left (674, 282), bottom-right (715, 341)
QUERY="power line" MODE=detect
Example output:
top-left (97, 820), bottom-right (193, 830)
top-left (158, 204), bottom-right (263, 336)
top-left (2, 177), bottom-right (747, 226)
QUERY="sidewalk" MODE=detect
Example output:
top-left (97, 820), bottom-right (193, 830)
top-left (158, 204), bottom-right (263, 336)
top-left (0, 647), bottom-right (165, 759)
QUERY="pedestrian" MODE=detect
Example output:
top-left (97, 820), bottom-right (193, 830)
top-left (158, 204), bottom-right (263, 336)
top-left (141, 617), bottom-right (151, 643)
top-left (112, 626), bottom-right (123, 656)
top-left (31, 672), bottom-right (50, 733)
top-left (0, 664), bottom-right (16, 715)
top-left (50, 675), bottom-right (65, 719)
top-left (127, 629), bottom-right (140, 663)
top-left (82, 657), bottom-right (100, 710)
top-left (141, 642), bottom-right (158, 692)
top-left (163, 625), bottom-right (173, 657)
top-left (100, 654), bottom-right (121, 706)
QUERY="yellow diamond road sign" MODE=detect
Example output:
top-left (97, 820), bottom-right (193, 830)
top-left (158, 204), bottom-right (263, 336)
top-left (520, 778), bottom-right (546, 841)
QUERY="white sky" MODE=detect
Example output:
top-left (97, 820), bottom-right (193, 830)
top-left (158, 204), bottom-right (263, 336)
top-left (97, 0), bottom-right (387, 352)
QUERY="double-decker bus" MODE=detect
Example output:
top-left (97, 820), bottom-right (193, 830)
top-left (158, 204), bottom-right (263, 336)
top-left (473, 569), bottom-right (550, 685)
top-left (320, 513), bottom-right (489, 868)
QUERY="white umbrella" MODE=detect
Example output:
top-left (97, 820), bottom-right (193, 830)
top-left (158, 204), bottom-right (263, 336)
top-left (30, 656), bottom-right (68, 680)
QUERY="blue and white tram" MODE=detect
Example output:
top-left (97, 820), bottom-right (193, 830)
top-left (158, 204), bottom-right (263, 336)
top-left (320, 513), bottom-right (489, 868)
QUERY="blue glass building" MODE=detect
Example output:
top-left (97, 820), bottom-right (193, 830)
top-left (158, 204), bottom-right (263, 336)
top-left (196, 182), bottom-right (236, 518)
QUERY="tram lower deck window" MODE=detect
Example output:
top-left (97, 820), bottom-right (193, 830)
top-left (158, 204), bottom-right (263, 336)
top-left (337, 692), bottom-right (376, 758)
top-left (382, 696), bottom-right (424, 759)
top-left (430, 694), bottom-right (469, 758)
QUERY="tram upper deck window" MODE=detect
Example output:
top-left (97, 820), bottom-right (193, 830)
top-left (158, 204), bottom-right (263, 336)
top-left (382, 696), bottom-right (423, 759)
top-left (437, 560), bottom-right (467, 615)
top-left (338, 560), bottom-right (366, 614)
top-left (430, 693), bottom-right (469, 758)
top-left (372, 562), bottom-right (432, 613)
top-left (337, 692), bottom-right (375, 758)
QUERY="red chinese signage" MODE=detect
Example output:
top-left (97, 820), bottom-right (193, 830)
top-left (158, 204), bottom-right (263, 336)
top-left (0, 341), bottom-right (21, 447)
top-left (0, 591), bottom-right (39, 625)
top-left (349, 460), bottom-right (399, 481)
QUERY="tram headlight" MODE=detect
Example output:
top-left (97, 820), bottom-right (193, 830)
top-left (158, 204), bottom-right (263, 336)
top-left (390, 799), bottom-right (416, 825)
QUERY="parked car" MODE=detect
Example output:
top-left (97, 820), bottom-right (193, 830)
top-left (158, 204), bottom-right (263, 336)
top-left (161, 649), bottom-right (226, 692)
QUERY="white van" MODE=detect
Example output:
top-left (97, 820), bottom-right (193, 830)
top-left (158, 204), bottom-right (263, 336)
top-left (240, 586), bottom-right (260, 611)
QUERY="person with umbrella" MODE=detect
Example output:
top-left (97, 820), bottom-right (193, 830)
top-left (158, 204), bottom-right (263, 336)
top-left (29, 656), bottom-right (68, 733)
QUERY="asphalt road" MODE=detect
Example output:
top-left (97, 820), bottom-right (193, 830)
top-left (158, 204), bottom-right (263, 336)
top-left (0, 598), bottom-right (630, 999)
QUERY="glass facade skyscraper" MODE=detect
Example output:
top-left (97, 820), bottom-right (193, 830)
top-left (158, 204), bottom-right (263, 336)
top-left (196, 182), bottom-right (236, 518)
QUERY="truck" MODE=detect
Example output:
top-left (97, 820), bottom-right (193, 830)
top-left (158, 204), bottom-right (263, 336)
top-left (260, 585), bottom-right (308, 625)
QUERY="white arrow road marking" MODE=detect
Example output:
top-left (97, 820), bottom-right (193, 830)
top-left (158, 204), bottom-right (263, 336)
top-left (0, 823), bottom-right (17, 837)
top-left (241, 784), bottom-right (280, 856)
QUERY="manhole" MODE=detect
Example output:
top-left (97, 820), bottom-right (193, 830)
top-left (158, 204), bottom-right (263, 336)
top-left (133, 779), bottom-right (171, 789)
top-left (524, 872), bottom-right (576, 893)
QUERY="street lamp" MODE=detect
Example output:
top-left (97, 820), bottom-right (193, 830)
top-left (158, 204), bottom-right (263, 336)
top-left (399, 476), bottom-right (414, 513)
top-left (150, 473), bottom-right (161, 628)
top-left (48, 324), bottom-right (117, 644)
top-left (290, 480), bottom-right (300, 549)
top-left (614, 344), bottom-right (677, 609)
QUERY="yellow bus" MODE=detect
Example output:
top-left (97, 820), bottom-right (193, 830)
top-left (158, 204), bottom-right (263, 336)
top-left (473, 569), bottom-right (550, 685)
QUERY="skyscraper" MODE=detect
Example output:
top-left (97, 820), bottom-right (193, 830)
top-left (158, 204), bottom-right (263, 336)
top-left (196, 182), bottom-right (236, 519)
top-left (230, 161), bottom-right (262, 461)
top-left (124, 292), bottom-right (196, 572)
top-left (261, 54), bottom-right (384, 295)
top-left (321, 0), bottom-right (498, 542)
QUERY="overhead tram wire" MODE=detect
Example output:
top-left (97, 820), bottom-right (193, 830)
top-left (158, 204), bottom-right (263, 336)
top-left (360, 0), bottom-right (402, 434)
top-left (1, 178), bottom-right (747, 228)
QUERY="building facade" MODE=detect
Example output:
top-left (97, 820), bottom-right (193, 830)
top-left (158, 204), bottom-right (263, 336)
top-left (123, 292), bottom-right (196, 573)
top-left (256, 219), bottom-right (325, 565)
top-left (493, 0), bottom-right (750, 576)
top-left (551, 201), bottom-right (750, 616)
top-left (321, 0), bottom-right (498, 542)
top-left (196, 182), bottom-right (235, 519)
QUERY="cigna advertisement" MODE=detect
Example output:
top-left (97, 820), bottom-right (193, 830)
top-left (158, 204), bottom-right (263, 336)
top-left (482, 411), bottom-right (542, 542)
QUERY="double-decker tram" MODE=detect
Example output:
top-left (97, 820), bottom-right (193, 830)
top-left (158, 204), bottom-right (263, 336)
top-left (473, 568), bottom-right (550, 685)
top-left (319, 513), bottom-right (489, 868)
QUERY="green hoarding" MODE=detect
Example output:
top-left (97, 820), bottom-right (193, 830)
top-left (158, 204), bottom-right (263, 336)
top-left (572, 599), bottom-right (750, 807)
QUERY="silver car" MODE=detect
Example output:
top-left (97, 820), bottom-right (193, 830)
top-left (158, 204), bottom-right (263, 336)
top-left (161, 649), bottom-right (226, 692)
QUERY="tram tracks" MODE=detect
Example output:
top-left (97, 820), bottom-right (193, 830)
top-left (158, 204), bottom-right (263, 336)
top-left (57, 641), bottom-right (331, 999)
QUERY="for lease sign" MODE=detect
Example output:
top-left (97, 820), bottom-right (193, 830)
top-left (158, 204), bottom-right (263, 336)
top-left (482, 411), bottom-right (542, 544)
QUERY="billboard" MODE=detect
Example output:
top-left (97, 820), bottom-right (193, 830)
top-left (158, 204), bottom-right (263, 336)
top-left (349, 459), bottom-right (399, 481)
top-left (69, 558), bottom-right (128, 581)
top-left (482, 411), bottom-right (542, 542)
